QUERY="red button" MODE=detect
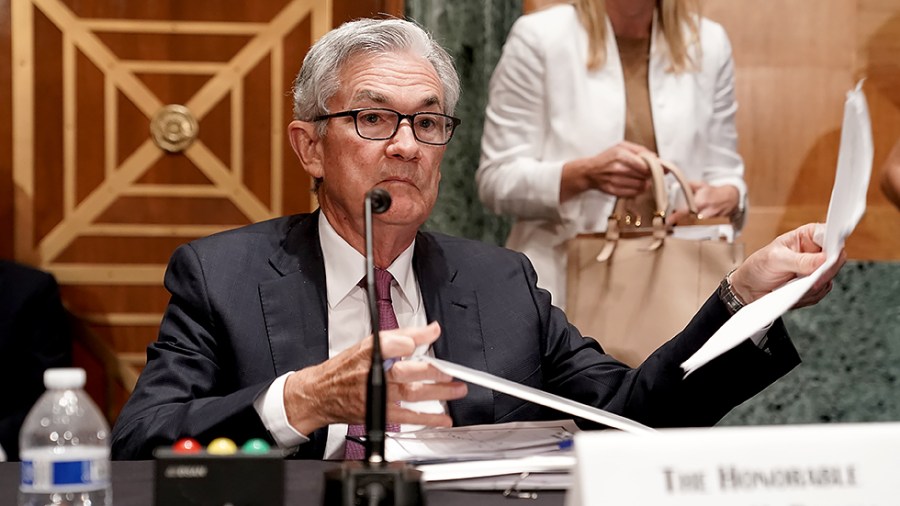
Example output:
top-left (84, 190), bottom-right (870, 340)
top-left (173, 437), bottom-right (202, 454)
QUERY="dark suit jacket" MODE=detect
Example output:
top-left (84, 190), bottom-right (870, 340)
top-left (110, 212), bottom-right (800, 460)
top-left (0, 261), bottom-right (72, 461)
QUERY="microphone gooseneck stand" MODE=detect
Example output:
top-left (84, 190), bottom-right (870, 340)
top-left (323, 188), bottom-right (425, 506)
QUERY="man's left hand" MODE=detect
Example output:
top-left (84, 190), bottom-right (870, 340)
top-left (730, 223), bottom-right (846, 308)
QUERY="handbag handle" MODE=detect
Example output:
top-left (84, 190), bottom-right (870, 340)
top-left (596, 154), bottom-right (699, 262)
top-left (655, 157), bottom-right (699, 217)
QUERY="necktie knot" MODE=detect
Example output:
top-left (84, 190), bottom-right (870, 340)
top-left (374, 268), bottom-right (394, 303)
top-left (358, 268), bottom-right (399, 332)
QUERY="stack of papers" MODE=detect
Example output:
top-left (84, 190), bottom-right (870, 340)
top-left (420, 455), bottom-right (575, 491)
top-left (387, 420), bottom-right (578, 462)
top-left (386, 420), bottom-right (578, 491)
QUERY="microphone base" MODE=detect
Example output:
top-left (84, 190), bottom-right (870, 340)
top-left (324, 461), bottom-right (425, 506)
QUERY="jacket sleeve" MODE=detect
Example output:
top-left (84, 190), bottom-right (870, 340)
top-left (701, 21), bottom-right (748, 224)
top-left (476, 17), bottom-right (567, 222)
top-left (110, 244), bottom-right (272, 460)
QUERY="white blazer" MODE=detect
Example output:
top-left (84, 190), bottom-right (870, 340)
top-left (477, 4), bottom-right (746, 309)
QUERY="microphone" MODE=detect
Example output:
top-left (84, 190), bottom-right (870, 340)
top-left (363, 188), bottom-right (392, 463)
top-left (369, 188), bottom-right (392, 214)
top-left (323, 187), bottom-right (424, 506)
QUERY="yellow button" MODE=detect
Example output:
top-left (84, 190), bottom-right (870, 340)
top-left (207, 437), bottom-right (238, 455)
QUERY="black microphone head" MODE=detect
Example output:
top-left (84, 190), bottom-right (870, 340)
top-left (368, 188), bottom-right (392, 214)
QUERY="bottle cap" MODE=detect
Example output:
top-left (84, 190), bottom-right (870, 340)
top-left (44, 368), bottom-right (87, 389)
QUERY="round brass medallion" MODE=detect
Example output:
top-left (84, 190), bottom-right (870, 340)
top-left (150, 104), bottom-right (199, 153)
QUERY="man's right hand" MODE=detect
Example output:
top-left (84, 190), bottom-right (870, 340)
top-left (282, 322), bottom-right (467, 435)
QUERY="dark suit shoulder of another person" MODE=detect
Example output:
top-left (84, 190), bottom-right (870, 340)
top-left (0, 261), bottom-right (72, 460)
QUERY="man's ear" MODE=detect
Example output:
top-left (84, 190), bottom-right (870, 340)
top-left (288, 120), bottom-right (324, 180)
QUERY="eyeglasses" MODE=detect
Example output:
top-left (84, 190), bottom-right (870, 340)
top-left (314, 108), bottom-right (461, 146)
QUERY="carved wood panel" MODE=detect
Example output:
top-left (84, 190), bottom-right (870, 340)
top-left (2, 0), bottom-right (402, 418)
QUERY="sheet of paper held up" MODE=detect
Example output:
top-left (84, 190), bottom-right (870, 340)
top-left (681, 81), bottom-right (873, 375)
top-left (412, 356), bottom-right (656, 434)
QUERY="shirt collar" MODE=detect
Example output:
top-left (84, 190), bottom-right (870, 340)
top-left (318, 212), bottom-right (419, 312)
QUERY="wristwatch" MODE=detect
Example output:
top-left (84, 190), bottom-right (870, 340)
top-left (717, 268), bottom-right (745, 315)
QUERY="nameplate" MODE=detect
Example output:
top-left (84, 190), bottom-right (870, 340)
top-left (567, 423), bottom-right (900, 506)
top-left (153, 449), bottom-right (283, 506)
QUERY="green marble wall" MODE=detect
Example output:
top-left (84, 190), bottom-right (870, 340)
top-left (407, 2), bottom-right (900, 425)
top-left (720, 261), bottom-right (900, 426)
top-left (406, 0), bottom-right (518, 245)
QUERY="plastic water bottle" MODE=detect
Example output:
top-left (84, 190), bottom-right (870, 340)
top-left (18, 368), bottom-right (112, 506)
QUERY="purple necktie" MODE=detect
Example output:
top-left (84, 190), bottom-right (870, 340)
top-left (345, 268), bottom-right (401, 460)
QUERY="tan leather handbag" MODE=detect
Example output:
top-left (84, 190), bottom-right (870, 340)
top-left (565, 154), bottom-right (743, 367)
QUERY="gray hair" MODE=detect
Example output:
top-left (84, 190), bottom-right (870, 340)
top-left (291, 18), bottom-right (460, 136)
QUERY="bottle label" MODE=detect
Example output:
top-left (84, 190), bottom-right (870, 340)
top-left (20, 450), bottom-right (110, 493)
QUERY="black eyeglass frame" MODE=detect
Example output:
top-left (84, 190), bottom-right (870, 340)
top-left (314, 108), bottom-right (462, 146)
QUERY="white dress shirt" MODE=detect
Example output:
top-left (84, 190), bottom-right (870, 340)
top-left (254, 212), bottom-right (442, 459)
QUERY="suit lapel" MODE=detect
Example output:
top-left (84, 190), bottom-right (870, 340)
top-left (259, 211), bottom-right (329, 457)
top-left (260, 211), bottom-right (329, 376)
top-left (414, 233), bottom-right (494, 425)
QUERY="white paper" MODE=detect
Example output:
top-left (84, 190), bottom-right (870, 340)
top-left (426, 471), bottom-right (572, 491)
top-left (420, 454), bottom-right (575, 490)
top-left (418, 454), bottom-right (575, 482)
top-left (412, 356), bottom-right (656, 434)
top-left (671, 224), bottom-right (735, 243)
top-left (385, 419), bottom-right (578, 462)
top-left (681, 82), bottom-right (873, 375)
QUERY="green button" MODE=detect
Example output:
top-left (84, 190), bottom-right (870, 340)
top-left (242, 438), bottom-right (271, 454)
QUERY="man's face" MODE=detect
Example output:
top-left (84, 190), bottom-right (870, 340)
top-left (299, 52), bottom-right (447, 232)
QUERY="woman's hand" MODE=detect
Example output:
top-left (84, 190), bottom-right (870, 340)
top-left (669, 182), bottom-right (740, 224)
top-left (560, 141), bottom-right (654, 201)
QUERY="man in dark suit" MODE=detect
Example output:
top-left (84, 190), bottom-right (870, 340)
top-left (0, 260), bottom-right (72, 461)
top-left (111, 18), bottom-right (842, 461)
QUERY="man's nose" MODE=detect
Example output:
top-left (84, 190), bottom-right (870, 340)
top-left (386, 119), bottom-right (419, 159)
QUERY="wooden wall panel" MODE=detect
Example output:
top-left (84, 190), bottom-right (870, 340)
top-left (0, 6), bottom-right (11, 260)
top-left (1, 0), bottom-right (403, 419)
top-left (702, 0), bottom-right (900, 258)
top-left (524, 0), bottom-right (900, 259)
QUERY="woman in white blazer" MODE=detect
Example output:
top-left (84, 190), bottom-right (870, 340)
top-left (477, 0), bottom-right (746, 309)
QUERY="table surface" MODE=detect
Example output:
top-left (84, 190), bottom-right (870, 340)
top-left (1, 460), bottom-right (566, 505)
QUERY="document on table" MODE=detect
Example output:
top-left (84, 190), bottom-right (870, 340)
top-left (386, 420), bottom-right (579, 462)
top-left (681, 81), bottom-right (873, 375)
top-left (385, 420), bottom-right (578, 490)
top-left (420, 455), bottom-right (576, 491)
top-left (413, 355), bottom-right (656, 434)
